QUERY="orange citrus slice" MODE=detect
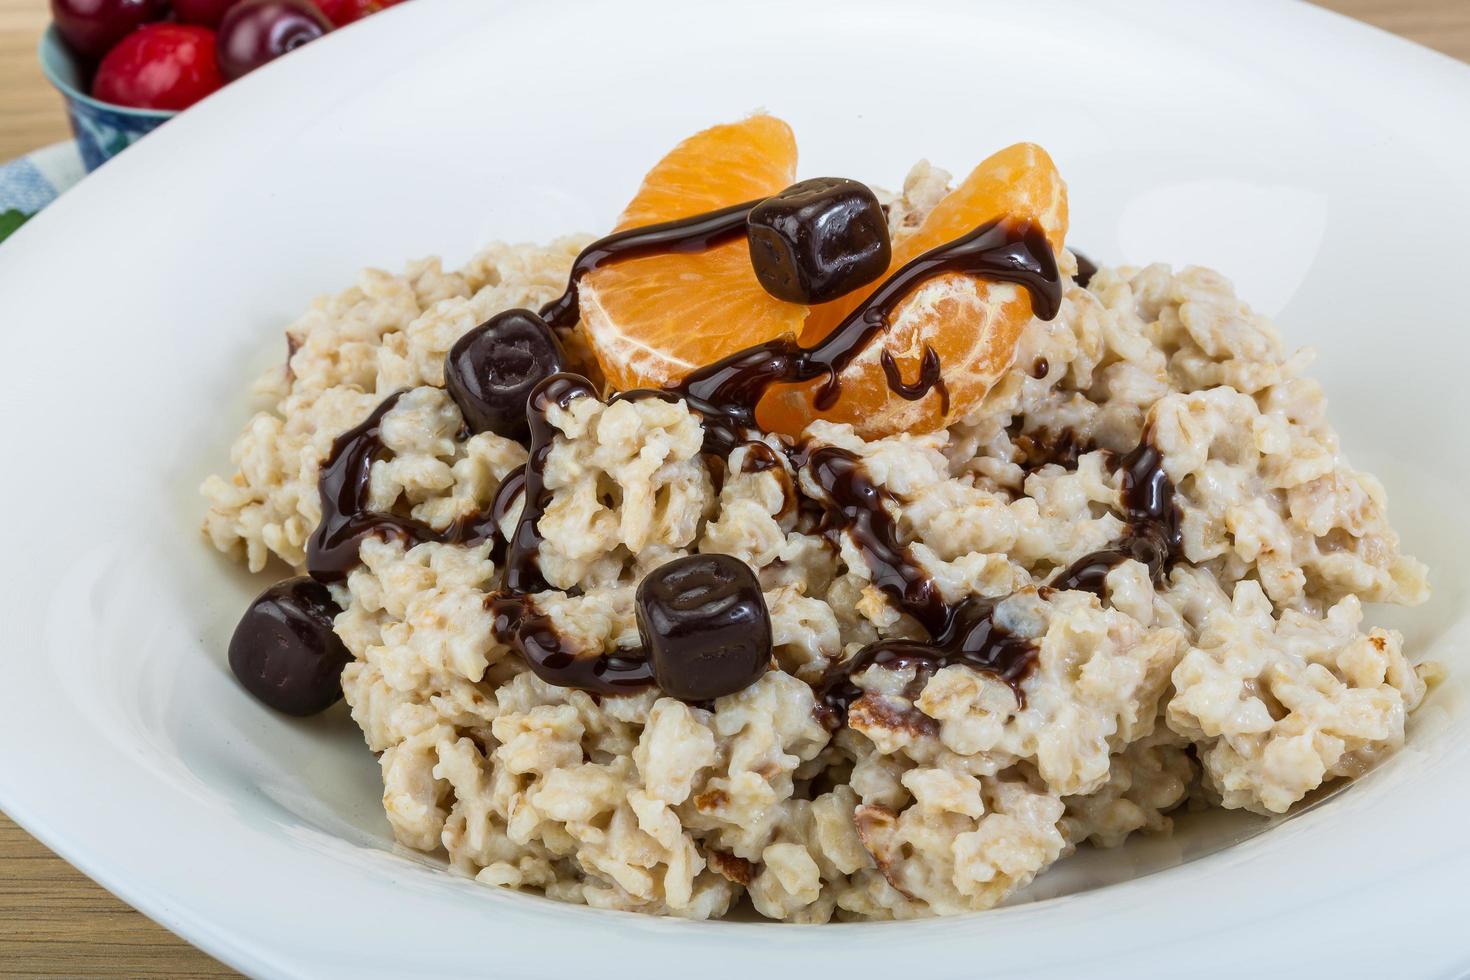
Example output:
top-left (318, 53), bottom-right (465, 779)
top-left (757, 142), bottom-right (1068, 438)
top-left (578, 114), bottom-right (808, 392)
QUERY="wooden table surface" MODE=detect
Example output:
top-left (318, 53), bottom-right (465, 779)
top-left (2, 0), bottom-right (1469, 975)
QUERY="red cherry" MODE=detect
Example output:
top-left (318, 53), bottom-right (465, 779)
top-left (216, 0), bottom-right (331, 81)
top-left (92, 24), bottom-right (224, 111)
top-left (174, 0), bottom-right (247, 28)
top-left (312, 0), bottom-right (402, 28)
top-left (50, 0), bottom-right (169, 60)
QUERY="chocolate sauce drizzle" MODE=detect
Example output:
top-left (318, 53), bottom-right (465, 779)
top-left (739, 441), bottom-right (783, 474)
top-left (1049, 438), bottom-right (1182, 596)
top-left (538, 200), bottom-right (759, 330)
top-left (499, 374), bottom-right (595, 593)
top-left (306, 392), bottom-right (499, 582)
top-left (666, 215), bottom-right (1061, 455)
top-left (803, 215), bottom-right (1060, 413)
top-left (880, 347), bottom-right (951, 415)
top-left (485, 373), bottom-right (665, 693)
top-left (797, 447), bottom-right (1039, 726)
top-left (490, 594), bottom-right (655, 694)
top-left (490, 465), bottom-right (528, 532)
top-left (1012, 425), bottom-right (1091, 474)
top-left (814, 597), bottom-right (1036, 729)
top-left (801, 447), bottom-right (949, 631)
top-left (1072, 248), bottom-right (1097, 288)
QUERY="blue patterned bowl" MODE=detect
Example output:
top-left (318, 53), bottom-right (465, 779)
top-left (37, 25), bottom-right (176, 172)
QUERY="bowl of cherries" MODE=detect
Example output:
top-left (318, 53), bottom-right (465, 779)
top-left (40, 0), bottom-right (405, 171)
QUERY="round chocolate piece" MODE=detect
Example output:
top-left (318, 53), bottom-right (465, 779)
top-left (228, 577), bottom-right (351, 716)
top-left (636, 554), bottom-right (771, 701)
top-left (445, 309), bottom-right (566, 441)
top-left (746, 177), bottom-right (892, 304)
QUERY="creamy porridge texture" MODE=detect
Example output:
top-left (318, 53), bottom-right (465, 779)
top-left (203, 124), bottom-right (1431, 920)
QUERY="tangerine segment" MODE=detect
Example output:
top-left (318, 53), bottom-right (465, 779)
top-left (799, 143), bottom-right (1068, 345)
top-left (579, 115), bottom-right (808, 392)
top-left (758, 143), bottom-right (1068, 438)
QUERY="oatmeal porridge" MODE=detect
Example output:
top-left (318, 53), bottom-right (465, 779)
top-left (202, 115), bottom-right (1431, 921)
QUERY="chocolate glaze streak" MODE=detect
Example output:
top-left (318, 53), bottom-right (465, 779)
top-left (489, 372), bottom-right (659, 694)
top-left (491, 594), bottom-right (655, 694)
top-left (800, 447), bottom-right (1038, 726)
top-left (814, 597), bottom-right (1036, 729)
top-left (666, 341), bottom-right (807, 455)
top-left (669, 216), bottom-right (1062, 454)
top-left (880, 347), bottom-right (950, 416)
top-left (538, 200), bottom-right (761, 330)
top-left (1012, 425), bottom-right (1090, 474)
top-left (302, 375), bottom-right (656, 692)
top-left (803, 448), bottom-right (948, 632)
top-left (803, 216), bottom-right (1061, 410)
top-left (491, 464), bottom-right (529, 529)
top-left (535, 202), bottom-right (1059, 455)
top-left (485, 464), bottom-right (529, 563)
top-left (1049, 437), bottom-right (1182, 596)
top-left (739, 442), bottom-right (782, 474)
top-left (306, 391), bottom-right (501, 582)
top-left (1072, 249), bottom-right (1098, 288)
top-left (500, 373), bottom-right (597, 593)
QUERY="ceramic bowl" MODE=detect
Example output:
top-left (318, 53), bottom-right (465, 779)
top-left (37, 25), bottom-right (175, 171)
top-left (3, 1), bottom-right (1470, 976)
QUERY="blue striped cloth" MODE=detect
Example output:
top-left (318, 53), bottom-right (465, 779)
top-left (0, 142), bottom-right (84, 243)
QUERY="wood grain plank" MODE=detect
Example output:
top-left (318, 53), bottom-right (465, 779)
top-left (0, 0), bottom-right (1466, 975)
top-left (1, 812), bottom-right (240, 976)
top-left (1317, 0), bottom-right (1470, 60)
top-left (0, 0), bottom-right (69, 161)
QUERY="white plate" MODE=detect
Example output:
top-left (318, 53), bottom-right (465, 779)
top-left (2, 0), bottom-right (1469, 976)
